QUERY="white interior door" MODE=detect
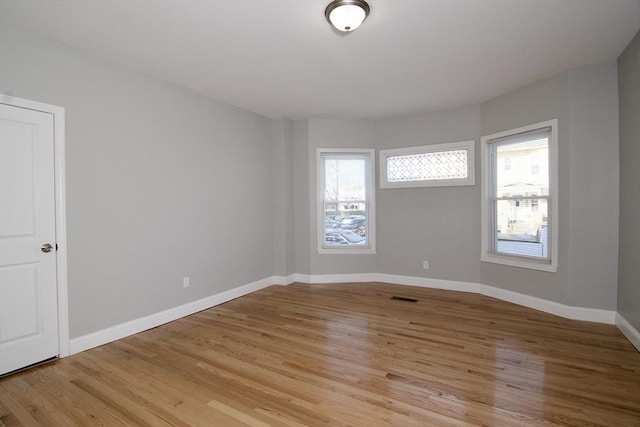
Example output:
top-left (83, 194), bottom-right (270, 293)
top-left (0, 103), bottom-right (59, 375)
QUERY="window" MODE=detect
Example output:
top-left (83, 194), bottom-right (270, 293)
top-left (481, 119), bottom-right (558, 272)
top-left (317, 149), bottom-right (375, 254)
top-left (531, 158), bottom-right (540, 175)
top-left (379, 140), bottom-right (475, 189)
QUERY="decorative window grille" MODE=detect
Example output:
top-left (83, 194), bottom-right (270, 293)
top-left (380, 140), bottom-right (475, 188)
top-left (387, 150), bottom-right (468, 182)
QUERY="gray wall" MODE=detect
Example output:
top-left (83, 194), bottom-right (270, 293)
top-left (0, 25), bottom-right (274, 338)
top-left (272, 118), bottom-right (294, 277)
top-left (618, 30), bottom-right (640, 331)
top-left (0, 22), bottom-right (628, 342)
top-left (373, 105), bottom-right (482, 281)
top-left (566, 62), bottom-right (619, 309)
top-left (307, 119), bottom-right (378, 274)
top-left (481, 62), bottom-right (620, 309)
top-left (293, 61), bottom-right (620, 311)
top-left (292, 120), bottom-right (311, 274)
top-left (479, 71), bottom-right (571, 304)
top-left (290, 118), bottom-right (379, 275)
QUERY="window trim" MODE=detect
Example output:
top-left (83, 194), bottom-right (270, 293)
top-left (379, 140), bottom-right (475, 189)
top-left (480, 119), bottom-right (558, 272)
top-left (317, 148), bottom-right (376, 255)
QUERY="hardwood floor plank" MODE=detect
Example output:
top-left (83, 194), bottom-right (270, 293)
top-left (79, 347), bottom-right (248, 426)
top-left (1, 282), bottom-right (639, 426)
top-left (0, 386), bottom-right (41, 427)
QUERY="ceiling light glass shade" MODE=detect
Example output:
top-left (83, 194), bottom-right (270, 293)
top-left (325, 0), bottom-right (370, 32)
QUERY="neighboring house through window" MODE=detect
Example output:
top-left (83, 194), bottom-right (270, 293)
top-left (481, 119), bottom-right (558, 272)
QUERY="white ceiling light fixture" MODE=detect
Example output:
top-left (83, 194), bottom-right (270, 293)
top-left (325, 0), bottom-right (370, 33)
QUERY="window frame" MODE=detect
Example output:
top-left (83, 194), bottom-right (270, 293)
top-left (379, 140), bottom-right (475, 189)
top-left (480, 119), bottom-right (559, 272)
top-left (317, 148), bottom-right (376, 255)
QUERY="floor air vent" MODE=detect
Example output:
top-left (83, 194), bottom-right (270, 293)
top-left (391, 296), bottom-right (418, 303)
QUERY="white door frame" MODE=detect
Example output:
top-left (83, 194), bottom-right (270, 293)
top-left (1, 94), bottom-right (70, 357)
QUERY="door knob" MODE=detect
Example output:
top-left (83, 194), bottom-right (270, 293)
top-left (41, 243), bottom-right (54, 253)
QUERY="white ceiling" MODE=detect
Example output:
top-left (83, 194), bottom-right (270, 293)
top-left (1, 0), bottom-right (639, 119)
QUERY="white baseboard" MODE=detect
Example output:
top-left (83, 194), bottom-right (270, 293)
top-left (376, 273), bottom-right (482, 293)
top-left (616, 312), bottom-right (640, 352)
top-left (68, 272), bottom-right (621, 357)
top-left (289, 272), bottom-right (616, 324)
top-left (476, 282), bottom-right (615, 324)
top-left (272, 274), bottom-right (298, 286)
top-left (291, 272), bottom-right (379, 284)
top-left (69, 276), bottom-right (283, 355)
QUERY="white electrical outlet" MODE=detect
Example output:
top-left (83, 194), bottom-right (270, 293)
top-left (183, 277), bottom-right (190, 288)
top-left (423, 260), bottom-right (429, 269)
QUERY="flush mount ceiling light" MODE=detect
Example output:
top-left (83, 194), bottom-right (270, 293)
top-left (325, 0), bottom-right (370, 33)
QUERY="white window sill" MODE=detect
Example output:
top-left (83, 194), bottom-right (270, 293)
top-left (481, 254), bottom-right (557, 272)
top-left (318, 247), bottom-right (376, 255)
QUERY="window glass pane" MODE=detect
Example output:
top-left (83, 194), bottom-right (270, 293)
top-left (324, 208), bottom-right (367, 246)
top-left (496, 138), bottom-right (548, 197)
top-left (324, 158), bottom-right (365, 201)
top-left (323, 156), bottom-right (367, 247)
top-left (387, 149), bottom-right (468, 182)
top-left (482, 120), bottom-right (556, 270)
top-left (495, 199), bottom-right (549, 258)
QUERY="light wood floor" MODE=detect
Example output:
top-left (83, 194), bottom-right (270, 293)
top-left (1, 282), bottom-right (639, 426)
